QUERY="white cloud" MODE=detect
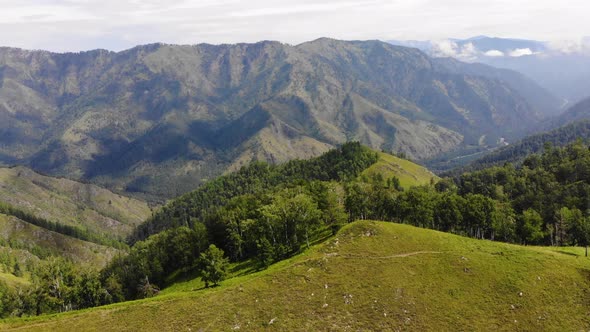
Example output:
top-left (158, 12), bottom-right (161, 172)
top-left (431, 40), bottom-right (459, 57)
top-left (227, 1), bottom-right (375, 18)
top-left (459, 42), bottom-right (478, 61)
top-left (508, 48), bottom-right (533, 57)
top-left (431, 40), bottom-right (479, 61)
top-left (547, 38), bottom-right (590, 55)
top-left (484, 49), bottom-right (504, 57)
top-left (0, 4), bottom-right (98, 24)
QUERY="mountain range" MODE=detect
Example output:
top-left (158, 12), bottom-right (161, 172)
top-left (389, 36), bottom-right (590, 106)
top-left (0, 38), bottom-right (561, 199)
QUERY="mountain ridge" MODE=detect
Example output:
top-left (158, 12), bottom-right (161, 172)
top-left (0, 39), bottom-right (552, 198)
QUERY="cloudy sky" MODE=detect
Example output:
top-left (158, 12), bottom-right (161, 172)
top-left (0, 0), bottom-right (589, 52)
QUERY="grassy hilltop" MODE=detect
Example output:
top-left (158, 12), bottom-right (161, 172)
top-left (3, 221), bottom-right (588, 331)
top-left (361, 151), bottom-right (437, 188)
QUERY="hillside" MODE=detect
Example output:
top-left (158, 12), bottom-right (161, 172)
top-left (433, 57), bottom-right (562, 117)
top-left (0, 39), bottom-right (550, 198)
top-left (0, 166), bottom-right (151, 239)
top-left (438, 120), bottom-right (590, 175)
top-left (545, 96), bottom-right (590, 130)
top-left (360, 152), bottom-right (437, 188)
top-left (3, 221), bottom-right (588, 331)
top-left (129, 143), bottom-right (434, 243)
top-left (0, 212), bottom-right (119, 287)
top-left (0, 166), bottom-right (149, 289)
top-left (129, 142), bottom-right (381, 242)
top-left (0, 214), bottom-right (117, 268)
top-left (0, 143), bottom-right (449, 318)
top-left (426, 98), bottom-right (590, 174)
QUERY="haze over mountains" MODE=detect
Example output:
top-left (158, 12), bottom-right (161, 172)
top-left (390, 36), bottom-right (590, 106)
top-left (0, 38), bottom-right (563, 199)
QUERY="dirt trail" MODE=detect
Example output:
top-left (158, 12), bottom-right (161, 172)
top-left (340, 251), bottom-right (442, 259)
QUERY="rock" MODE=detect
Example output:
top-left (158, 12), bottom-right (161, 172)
top-left (344, 294), bottom-right (353, 304)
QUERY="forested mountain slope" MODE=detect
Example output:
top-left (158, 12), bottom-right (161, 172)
top-left (129, 142), bottom-right (383, 243)
top-left (0, 39), bottom-right (551, 198)
top-left (433, 57), bottom-right (562, 117)
top-left (440, 120), bottom-right (590, 175)
top-left (0, 167), bottom-right (149, 301)
top-left (0, 166), bottom-right (151, 239)
top-left (0, 212), bottom-right (119, 292)
top-left (0, 214), bottom-right (118, 268)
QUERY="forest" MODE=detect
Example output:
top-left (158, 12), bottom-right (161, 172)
top-left (2, 141), bottom-right (590, 318)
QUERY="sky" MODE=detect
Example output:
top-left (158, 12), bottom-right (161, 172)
top-left (0, 0), bottom-right (589, 52)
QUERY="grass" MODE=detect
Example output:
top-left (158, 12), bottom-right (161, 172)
top-left (361, 152), bottom-right (437, 188)
top-left (2, 220), bottom-right (589, 331)
top-left (0, 271), bottom-right (29, 288)
top-left (0, 166), bottom-right (151, 238)
top-left (0, 214), bottom-right (119, 268)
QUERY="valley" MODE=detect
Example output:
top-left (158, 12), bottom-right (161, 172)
top-left (0, 33), bottom-right (590, 331)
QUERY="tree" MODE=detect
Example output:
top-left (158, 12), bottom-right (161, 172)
top-left (434, 178), bottom-right (457, 193)
top-left (345, 183), bottom-right (371, 221)
top-left (568, 213), bottom-right (590, 256)
top-left (463, 194), bottom-right (496, 239)
top-left (199, 245), bottom-right (229, 288)
top-left (396, 187), bottom-right (436, 228)
top-left (256, 237), bottom-right (274, 269)
top-left (553, 207), bottom-right (573, 246)
top-left (310, 182), bottom-right (347, 226)
top-left (102, 274), bottom-right (125, 304)
top-left (32, 258), bottom-right (77, 313)
top-left (518, 209), bottom-right (544, 245)
top-left (434, 193), bottom-right (464, 233)
top-left (260, 191), bottom-right (322, 252)
top-left (491, 202), bottom-right (516, 242)
top-left (74, 269), bottom-right (107, 308)
top-left (137, 276), bottom-right (159, 298)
